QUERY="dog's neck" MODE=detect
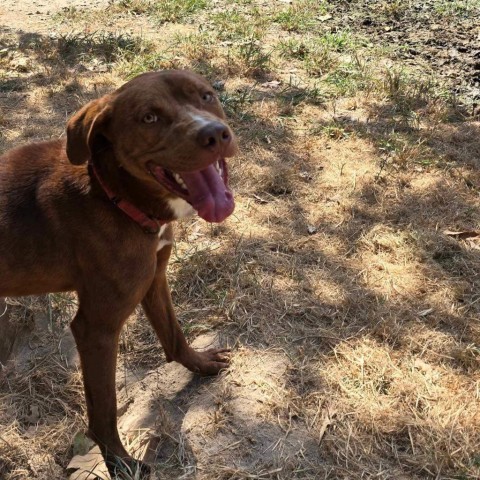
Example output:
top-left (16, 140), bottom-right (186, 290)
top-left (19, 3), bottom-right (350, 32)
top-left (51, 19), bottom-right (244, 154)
top-left (89, 149), bottom-right (177, 228)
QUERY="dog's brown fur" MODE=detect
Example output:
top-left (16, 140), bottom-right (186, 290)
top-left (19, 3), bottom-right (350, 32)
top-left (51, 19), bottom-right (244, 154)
top-left (0, 70), bottom-right (237, 478)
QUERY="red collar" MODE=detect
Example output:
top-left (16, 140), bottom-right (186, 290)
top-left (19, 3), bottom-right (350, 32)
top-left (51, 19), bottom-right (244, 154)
top-left (88, 162), bottom-right (165, 234)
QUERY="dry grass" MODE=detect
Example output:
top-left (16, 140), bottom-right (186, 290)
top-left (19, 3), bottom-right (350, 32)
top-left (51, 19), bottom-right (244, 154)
top-left (1, 0), bottom-right (480, 479)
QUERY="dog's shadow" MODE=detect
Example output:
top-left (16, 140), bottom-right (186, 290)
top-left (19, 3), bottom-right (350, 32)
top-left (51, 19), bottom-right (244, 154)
top-left (114, 332), bottom-right (226, 478)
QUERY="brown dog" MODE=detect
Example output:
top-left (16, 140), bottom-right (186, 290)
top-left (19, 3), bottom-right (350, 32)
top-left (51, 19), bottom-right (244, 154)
top-left (0, 70), bottom-right (237, 478)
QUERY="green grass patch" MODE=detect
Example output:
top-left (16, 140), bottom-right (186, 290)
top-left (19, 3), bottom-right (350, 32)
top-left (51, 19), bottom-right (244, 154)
top-left (324, 57), bottom-right (374, 96)
top-left (278, 30), bottom-right (358, 60)
top-left (235, 39), bottom-right (272, 75)
top-left (278, 79), bottom-right (324, 108)
top-left (374, 131), bottom-right (435, 175)
top-left (312, 119), bottom-right (352, 140)
top-left (210, 8), bottom-right (269, 41)
top-left (278, 31), bottom-right (363, 81)
top-left (274, 0), bottom-right (330, 32)
top-left (21, 31), bottom-right (147, 67)
top-left (117, 50), bottom-right (178, 78)
top-left (277, 38), bottom-right (309, 60)
top-left (433, 0), bottom-right (480, 16)
top-left (321, 31), bottom-right (357, 52)
top-left (57, 32), bottom-right (145, 63)
top-left (219, 87), bottom-right (254, 118)
top-left (382, 68), bottom-right (438, 113)
top-left (111, 0), bottom-right (210, 23)
top-left (303, 45), bottom-right (338, 77)
top-left (172, 32), bottom-right (216, 61)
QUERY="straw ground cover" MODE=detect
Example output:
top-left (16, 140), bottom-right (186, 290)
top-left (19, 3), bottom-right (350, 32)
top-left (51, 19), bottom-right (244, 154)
top-left (0, 0), bottom-right (479, 478)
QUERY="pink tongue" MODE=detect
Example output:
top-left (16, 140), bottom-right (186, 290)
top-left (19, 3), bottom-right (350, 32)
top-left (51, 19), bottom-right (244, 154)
top-left (180, 164), bottom-right (234, 222)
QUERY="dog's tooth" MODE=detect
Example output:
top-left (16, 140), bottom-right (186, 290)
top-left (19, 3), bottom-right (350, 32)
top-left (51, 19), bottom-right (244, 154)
top-left (177, 176), bottom-right (187, 190)
top-left (171, 172), bottom-right (187, 191)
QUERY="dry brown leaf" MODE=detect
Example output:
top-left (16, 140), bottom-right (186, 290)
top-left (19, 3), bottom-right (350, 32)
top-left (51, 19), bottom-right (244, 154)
top-left (318, 407), bottom-right (337, 444)
top-left (443, 230), bottom-right (480, 240)
top-left (261, 80), bottom-right (281, 89)
top-left (67, 446), bottom-right (110, 480)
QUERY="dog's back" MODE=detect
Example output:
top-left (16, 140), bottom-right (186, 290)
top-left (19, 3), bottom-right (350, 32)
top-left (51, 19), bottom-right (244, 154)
top-left (0, 140), bottom-right (83, 295)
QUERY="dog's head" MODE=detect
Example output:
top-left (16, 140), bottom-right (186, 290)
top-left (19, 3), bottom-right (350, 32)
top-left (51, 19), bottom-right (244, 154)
top-left (66, 70), bottom-right (238, 223)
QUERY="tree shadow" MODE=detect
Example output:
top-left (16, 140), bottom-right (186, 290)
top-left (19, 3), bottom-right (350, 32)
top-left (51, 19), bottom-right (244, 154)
top-left (157, 91), bottom-right (479, 477)
top-left (0, 27), bottom-right (139, 152)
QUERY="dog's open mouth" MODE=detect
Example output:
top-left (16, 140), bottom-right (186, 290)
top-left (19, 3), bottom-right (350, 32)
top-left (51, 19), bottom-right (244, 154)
top-left (149, 159), bottom-right (234, 223)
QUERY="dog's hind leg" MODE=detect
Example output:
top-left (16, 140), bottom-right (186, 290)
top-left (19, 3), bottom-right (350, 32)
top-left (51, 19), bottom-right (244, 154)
top-left (71, 296), bottom-right (150, 479)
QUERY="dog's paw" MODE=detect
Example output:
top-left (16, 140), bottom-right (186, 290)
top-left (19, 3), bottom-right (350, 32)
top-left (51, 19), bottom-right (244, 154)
top-left (186, 348), bottom-right (231, 376)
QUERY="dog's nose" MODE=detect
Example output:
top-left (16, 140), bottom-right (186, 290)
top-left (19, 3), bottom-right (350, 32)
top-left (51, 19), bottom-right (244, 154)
top-left (197, 122), bottom-right (231, 150)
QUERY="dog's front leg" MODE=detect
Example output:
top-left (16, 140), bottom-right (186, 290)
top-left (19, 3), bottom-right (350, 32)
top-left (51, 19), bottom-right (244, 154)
top-left (71, 303), bottom-right (150, 479)
top-left (142, 254), bottom-right (230, 375)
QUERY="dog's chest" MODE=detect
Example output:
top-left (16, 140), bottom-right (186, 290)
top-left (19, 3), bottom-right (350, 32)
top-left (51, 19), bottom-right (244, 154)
top-left (157, 224), bottom-right (171, 252)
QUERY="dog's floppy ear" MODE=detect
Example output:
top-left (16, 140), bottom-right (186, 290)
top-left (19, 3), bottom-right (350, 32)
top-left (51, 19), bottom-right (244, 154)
top-left (66, 96), bottom-right (112, 165)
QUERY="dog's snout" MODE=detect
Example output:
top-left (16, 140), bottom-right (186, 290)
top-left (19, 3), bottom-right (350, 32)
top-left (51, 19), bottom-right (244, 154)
top-left (197, 122), bottom-right (231, 150)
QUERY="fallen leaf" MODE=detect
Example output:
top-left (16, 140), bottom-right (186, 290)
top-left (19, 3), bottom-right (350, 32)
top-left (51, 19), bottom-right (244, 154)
top-left (67, 446), bottom-right (110, 480)
top-left (318, 407), bottom-right (337, 444)
top-left (443, 230), bottom-right (480, 240)
top-left (72, 431), bottom-right (94, 457)
top-left (317, 14), bottom-right (332, 21)
top-left (262, 80), bottom-right (281, 88)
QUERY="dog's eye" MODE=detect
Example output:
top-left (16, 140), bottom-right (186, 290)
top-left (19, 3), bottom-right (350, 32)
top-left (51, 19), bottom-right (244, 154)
top-left (143, 113), bottom-right (158, 124)
top-left (202, 92), bottom-right (214, 103)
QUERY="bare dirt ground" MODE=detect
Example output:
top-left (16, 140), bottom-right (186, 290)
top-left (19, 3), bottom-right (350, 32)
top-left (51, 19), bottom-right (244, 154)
top-left (1, 1), bottom-right (479, 479)
top-left (329, 1), bottom-right (480, 102)
top-left (0, 0), bottom-right (109, 32)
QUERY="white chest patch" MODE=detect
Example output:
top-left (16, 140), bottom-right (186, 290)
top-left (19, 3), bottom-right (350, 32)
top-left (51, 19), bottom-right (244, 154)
top-left (168, 197), bottom-right (196, 219)
top-left (157, 224), bottom-right (171, 252)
